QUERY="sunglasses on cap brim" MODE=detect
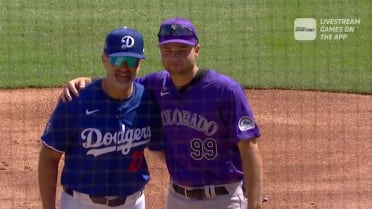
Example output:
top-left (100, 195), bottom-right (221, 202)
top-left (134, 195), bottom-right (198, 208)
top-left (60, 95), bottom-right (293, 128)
top-left (110, 56), bottom-right (140, 68)
top-left (158, 24), bottom-right (196, 38)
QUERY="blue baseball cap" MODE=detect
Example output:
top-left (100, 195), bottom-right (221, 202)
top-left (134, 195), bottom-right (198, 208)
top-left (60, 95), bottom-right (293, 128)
top-left (158, 17), bottom-right (199, 46)
top-left (104, 27), bottom-right (145, 59)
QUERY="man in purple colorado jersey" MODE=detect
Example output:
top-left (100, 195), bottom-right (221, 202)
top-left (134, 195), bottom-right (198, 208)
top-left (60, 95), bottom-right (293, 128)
top-left (60, 17), bottom-right (263, 209)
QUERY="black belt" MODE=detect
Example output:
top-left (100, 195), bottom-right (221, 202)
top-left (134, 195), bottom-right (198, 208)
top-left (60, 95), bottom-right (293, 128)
top-left (63, 187), bottom-right (126, 207)
top-left (172, 183), bottom-right (229, 200)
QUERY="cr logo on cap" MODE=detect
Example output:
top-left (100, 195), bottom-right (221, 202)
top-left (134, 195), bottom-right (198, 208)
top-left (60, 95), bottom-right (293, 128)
top-left (121, 36), bottom-right (135, 49)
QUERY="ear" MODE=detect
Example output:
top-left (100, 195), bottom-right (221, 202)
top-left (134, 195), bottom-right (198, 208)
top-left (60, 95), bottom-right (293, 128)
top-left (102, 54), bottom-right (109, 64)
top-left (194, 44), bottom-right (200, 57)
top-left (136, 60), bottom-right (142, 72)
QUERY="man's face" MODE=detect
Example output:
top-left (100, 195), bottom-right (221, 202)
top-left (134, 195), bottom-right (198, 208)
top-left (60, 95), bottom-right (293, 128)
top-left (102, 54), bottom-right (141, 89)
top-left (159, 43), bottom-right (200, 75)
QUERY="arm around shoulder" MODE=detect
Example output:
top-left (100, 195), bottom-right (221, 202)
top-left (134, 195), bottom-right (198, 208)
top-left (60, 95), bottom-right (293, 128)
top-left (59, 77), bottom-right (94, 102)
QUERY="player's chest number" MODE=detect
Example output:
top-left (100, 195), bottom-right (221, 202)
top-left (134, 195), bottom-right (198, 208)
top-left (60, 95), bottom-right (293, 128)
top-left (129, 151), bottom-right (144, 172)
top-left (190, 138), bottom-right (217, 160)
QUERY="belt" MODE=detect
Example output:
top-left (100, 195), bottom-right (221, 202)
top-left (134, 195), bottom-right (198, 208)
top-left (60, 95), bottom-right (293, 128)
top-left (172, 183), bottom-right (229, 200)
top-left (63, 187), bottom-right (126, 207)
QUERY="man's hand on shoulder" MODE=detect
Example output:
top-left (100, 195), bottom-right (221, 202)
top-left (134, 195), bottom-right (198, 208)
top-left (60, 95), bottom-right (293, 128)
top-left (59, 77), bottom-right (93, 102)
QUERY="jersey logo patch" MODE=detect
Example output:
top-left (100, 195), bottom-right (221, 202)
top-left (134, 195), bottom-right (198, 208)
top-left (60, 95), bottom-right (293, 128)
top-left (238, 116), bottom-right (255, 131)
top-left (85, 108), bottom-right (99, 115)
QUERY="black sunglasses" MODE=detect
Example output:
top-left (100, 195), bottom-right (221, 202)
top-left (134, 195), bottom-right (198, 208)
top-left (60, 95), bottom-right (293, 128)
top-left (158, 24), bottom-right (195, 38)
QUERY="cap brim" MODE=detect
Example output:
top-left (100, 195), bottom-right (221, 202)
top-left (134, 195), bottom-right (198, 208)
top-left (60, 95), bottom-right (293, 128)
top-left (108, 52), bottom-right (145, 59)
top-left (158, 39), bottom-right (196, 46)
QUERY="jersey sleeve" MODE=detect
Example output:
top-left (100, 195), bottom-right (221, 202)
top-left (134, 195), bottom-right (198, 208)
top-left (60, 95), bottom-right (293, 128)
top-left (220, 81), bottom-right (261, 142)
top-left (137, 74), bottom-right (164, 150)
top-left (147, 92), bottom-right (164, 151)
top-left (135, 72), bottom-right (164, 92)
top-left (41, 101), bottom-right (71, 153)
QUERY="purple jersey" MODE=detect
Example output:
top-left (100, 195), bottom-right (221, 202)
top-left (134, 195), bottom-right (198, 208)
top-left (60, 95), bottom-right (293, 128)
top-left (41, 80), bottom-right (162, 196)
top-left (137, 69), bottom-right (260, 187)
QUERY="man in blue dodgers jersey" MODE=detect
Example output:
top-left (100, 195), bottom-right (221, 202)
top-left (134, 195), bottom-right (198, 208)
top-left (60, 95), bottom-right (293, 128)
top-left (38, 27), bottom-right (162, 209)
top-left (60, 17), bottom-right (263, 209)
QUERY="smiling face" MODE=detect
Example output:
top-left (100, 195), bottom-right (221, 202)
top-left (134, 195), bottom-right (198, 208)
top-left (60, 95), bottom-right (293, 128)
top-left (102, 54), bottom-right (141, 90)
top-left (159, 43), bottom-right (200, 76)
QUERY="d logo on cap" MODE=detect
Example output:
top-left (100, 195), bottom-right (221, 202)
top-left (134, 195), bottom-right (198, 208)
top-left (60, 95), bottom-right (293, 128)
top-left (104, 27), bottom-right (145, 59)
top-left (121, 36), bottom-right (135, 49)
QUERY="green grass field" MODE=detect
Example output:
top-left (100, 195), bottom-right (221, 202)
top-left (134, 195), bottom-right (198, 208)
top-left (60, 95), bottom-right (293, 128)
top-left (0, 0), bottom-right (371, 93)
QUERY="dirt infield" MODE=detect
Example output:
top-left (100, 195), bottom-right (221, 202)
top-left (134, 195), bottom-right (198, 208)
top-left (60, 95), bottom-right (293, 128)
top-left (0, 88), bottom-right (371, 209)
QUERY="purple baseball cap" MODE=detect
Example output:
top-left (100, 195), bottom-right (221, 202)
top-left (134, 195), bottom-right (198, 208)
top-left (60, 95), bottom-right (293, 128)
top-left (104, 27), bottom-right (145, 59)
top-left (158, 17), bottom-right (199, 46)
